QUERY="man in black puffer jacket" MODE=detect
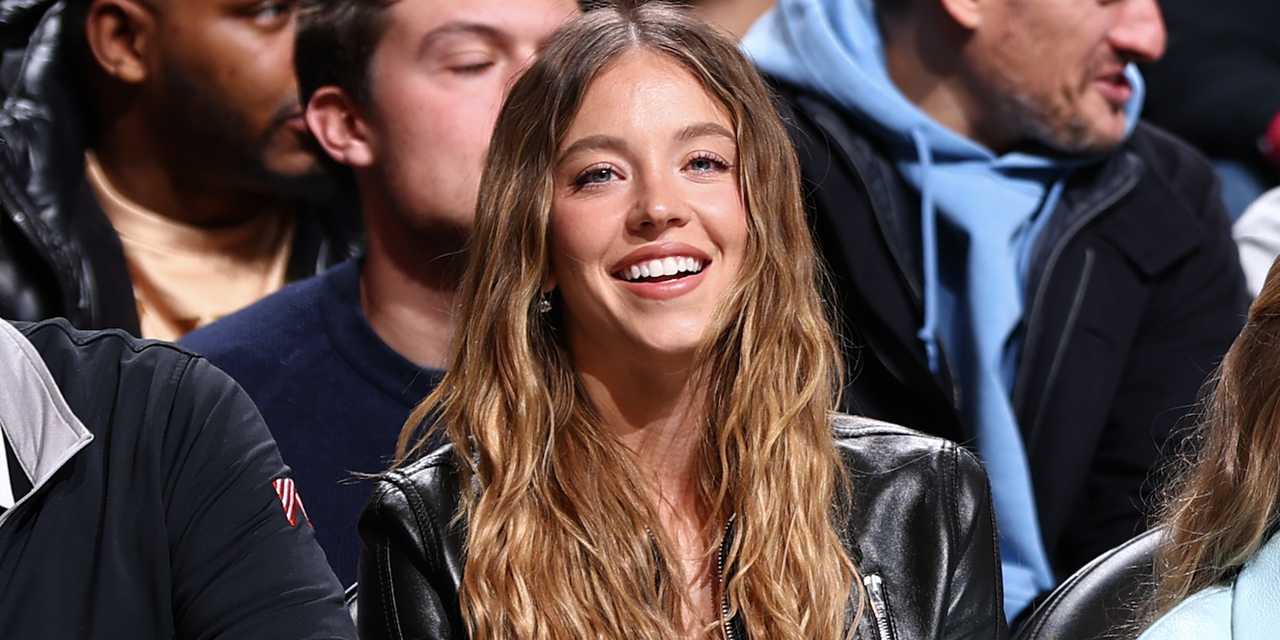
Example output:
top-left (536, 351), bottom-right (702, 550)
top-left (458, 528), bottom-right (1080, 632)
top-left (0, 0), bottom-right (361, 339)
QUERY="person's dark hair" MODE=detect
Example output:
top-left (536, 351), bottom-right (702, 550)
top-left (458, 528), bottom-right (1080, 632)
top-left (1148, 257), bottom-right (1280, 620)
top-left (294, 0), bottom-right (399, 107)
top-left (293, 0), bottom-right (401, 204)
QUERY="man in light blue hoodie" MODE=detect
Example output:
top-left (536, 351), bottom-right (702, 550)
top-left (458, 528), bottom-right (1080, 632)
top-left (744, 0), bottom-right (1249, 623)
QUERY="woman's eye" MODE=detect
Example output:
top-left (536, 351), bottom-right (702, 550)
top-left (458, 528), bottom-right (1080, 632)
top-left (686, 153), bottom-right (730, 173)
top-left (574, 167), bottom-right (616, 188)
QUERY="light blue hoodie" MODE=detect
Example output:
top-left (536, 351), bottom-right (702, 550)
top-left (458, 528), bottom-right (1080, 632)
top-left (743, 0), bottom-right (1145, 621)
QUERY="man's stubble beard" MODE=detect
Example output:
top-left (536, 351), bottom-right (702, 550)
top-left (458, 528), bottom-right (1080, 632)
top-left (984, 53), bottom-right (1124, 156)
top-left (160, 63), bottom-right (339, 210)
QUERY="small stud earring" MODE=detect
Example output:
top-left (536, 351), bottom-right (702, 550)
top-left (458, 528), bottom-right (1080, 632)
top-left (537, 295), bottom-right (553, 314)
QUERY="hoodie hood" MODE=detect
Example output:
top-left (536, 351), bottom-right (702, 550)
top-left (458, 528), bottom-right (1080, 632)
top-left (743, 0), bottom-right (1144, 163)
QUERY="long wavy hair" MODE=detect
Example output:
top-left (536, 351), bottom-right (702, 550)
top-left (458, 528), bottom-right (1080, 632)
top-left (1149, 257), bottom-right (1280, 618)
top-left (396, 3), bottom-right (859, 638)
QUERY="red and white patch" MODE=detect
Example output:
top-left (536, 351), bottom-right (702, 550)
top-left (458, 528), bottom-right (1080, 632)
top-left (273, 477), bottom-right (310, 527)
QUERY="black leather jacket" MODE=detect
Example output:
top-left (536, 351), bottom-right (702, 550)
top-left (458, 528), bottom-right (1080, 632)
top-left (0, 0), bottom-right (361, 334)
top-left (356, 415), bottom-right (1008, 639)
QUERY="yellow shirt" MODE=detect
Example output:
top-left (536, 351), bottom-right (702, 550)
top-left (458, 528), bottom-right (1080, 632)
top-left (85, 153), bottom-right (296, 341)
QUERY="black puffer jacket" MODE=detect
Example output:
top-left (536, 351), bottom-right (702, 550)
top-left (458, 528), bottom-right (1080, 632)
top-left (772, 80), bottom-right (1248, 579)
top-left (0, 0), bottom-right (361, 334)
top-left (355, 416), bottom-right (1008, 640)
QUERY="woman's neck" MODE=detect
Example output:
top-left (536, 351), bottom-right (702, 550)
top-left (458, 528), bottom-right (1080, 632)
top-left (576, 359), bottom-right (703, 493)
top-left (575, 358), bottom-right (723, 635)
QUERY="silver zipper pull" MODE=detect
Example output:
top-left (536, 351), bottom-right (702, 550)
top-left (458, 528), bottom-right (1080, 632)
top-left (862, 573), bottom-right (895, 640)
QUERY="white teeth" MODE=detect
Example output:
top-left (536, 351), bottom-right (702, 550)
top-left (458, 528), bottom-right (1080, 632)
top-left (619, 256), bottom-right (706, 281)
top-left (662, 257), bottom-right (678, 275)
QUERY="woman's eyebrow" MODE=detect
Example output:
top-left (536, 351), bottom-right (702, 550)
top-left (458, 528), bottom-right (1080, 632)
top-left (674, 122), bottom-right (734, 143)
top-left (557, 135), bottom-right (626, 164)
top-left (557, 123), bottom-right (733, 165)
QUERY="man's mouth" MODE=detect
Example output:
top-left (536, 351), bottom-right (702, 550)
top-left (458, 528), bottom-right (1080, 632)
top-left (1093, 68), bottom-right (1132, 108)
top-left (283, 114), bottom-right (309, 133)
top-left (615, 256), bottom-right (706, 283)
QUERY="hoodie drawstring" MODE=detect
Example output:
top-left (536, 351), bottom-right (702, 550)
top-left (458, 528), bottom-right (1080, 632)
top-left (912, 128), bottom-right (941, 374)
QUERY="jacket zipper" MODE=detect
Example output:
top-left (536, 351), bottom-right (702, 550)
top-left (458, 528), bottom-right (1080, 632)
top-left (861, 574), bottom-right (894, 640)
top-left (715, 525), bottom-right (886, 640)
top-left (1011, 170), bottom-right (1139, 429)
top-left (717, 523), bottom-right (736, 640)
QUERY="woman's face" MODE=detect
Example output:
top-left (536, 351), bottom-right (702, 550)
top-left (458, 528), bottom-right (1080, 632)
top-left (547, 51), bottom-right (748, 365)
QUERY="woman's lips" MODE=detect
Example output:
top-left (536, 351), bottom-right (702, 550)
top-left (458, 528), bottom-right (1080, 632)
top-left (615, 265), bottom-right (709, 300)
top-left (616, 256), bottom-right (705, 282)
top-left (611, 242), bottom-right (713, 300)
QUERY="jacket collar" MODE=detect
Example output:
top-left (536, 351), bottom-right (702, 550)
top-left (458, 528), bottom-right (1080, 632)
top-left (1231, 532), bottom-right (1280, 638)
top-left (0, 321), bottom-right (93, 526)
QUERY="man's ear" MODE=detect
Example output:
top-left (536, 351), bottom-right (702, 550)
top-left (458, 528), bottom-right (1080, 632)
top-left (306, 86), bottom-right (376, 168)
top-left (84, 0), bottom-right (155, 84)
top-left (938, 0), bottom-right (983, 30)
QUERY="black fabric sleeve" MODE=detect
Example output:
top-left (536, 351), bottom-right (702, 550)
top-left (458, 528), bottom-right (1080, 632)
top-left (160, 355), bottom-right (356, 640)
top-left (357, 478), bottom-right (461, 640)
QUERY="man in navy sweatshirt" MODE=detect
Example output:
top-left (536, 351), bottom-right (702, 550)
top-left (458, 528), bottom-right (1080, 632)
top-left (181, 0), bottom-right (579, 585)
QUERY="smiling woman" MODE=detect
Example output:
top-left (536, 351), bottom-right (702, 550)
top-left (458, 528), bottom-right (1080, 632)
top-left (547, 51), bottom-right (748, 364)
top-left (357, 3), bottom-right (1007, 640)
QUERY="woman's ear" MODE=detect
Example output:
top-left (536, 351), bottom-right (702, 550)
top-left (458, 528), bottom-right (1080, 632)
top-left (306, 86), bottom-right (376, 168)
top-left (84, 0), bottom-right (155, 84)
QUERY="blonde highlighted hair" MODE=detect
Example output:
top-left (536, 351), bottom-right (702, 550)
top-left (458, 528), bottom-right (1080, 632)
top-left (397, 2), bottom-right (859, 638)
top-left (1150, 257), bottom-right (1280, 618)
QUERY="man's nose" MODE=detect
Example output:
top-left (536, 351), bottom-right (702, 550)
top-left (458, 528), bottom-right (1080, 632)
top-left (1109, 0), bottom-right (1167, 64)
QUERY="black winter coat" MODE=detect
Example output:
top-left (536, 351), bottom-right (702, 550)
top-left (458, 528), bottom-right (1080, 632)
top-left (773, 80), bottom-right (1249, 578)
top-left (356, 416), bottom-right (1007, 640)
top-left (0, 0), bottom-right (361, 334)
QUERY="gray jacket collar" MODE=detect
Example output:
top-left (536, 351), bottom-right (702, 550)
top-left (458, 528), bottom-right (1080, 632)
top-left (0, 321), bottom-right (93, 525)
